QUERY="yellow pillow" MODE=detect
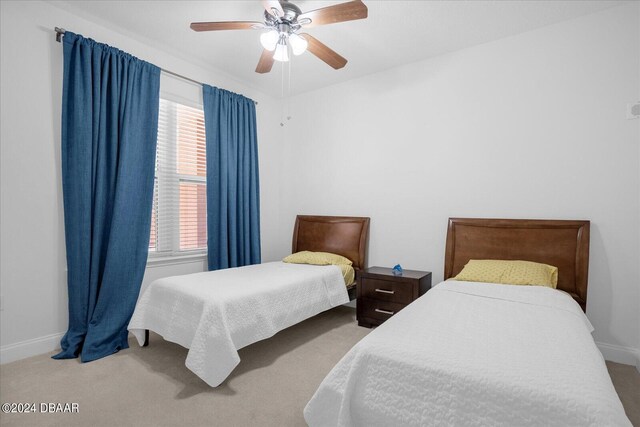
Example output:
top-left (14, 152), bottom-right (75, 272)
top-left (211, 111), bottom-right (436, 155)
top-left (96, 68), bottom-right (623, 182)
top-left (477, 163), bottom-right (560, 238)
top-left (283, 251), bottom-right (355, 286)
top-left (283, 251), bottom-right (353, 266)
top-left (453, 260), bottom-right (558, 288)
top-left (339, 264), bottom-right (356, 287)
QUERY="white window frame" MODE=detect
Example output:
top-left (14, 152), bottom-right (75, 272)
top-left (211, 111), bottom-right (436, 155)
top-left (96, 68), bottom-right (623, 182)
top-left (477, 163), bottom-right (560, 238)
top-left (148, 93), bottom-right (208, 264)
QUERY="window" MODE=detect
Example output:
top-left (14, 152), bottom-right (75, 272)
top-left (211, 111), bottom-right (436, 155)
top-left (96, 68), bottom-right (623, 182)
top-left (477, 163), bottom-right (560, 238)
top-left (149, 98), bottom-right (207, 256)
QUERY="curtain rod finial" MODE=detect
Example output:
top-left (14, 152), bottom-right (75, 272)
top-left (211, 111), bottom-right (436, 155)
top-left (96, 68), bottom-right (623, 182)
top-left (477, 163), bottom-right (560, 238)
top-left (55, 27), bottom-right (66, 43)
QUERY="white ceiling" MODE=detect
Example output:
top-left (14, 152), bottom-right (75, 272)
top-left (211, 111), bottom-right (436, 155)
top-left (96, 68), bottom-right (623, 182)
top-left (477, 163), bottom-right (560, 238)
top-left (50, 0), bottom-right (627, 98)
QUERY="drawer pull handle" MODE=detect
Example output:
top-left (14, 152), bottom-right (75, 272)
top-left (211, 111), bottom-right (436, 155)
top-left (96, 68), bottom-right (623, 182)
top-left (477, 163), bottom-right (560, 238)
top-left (375, 288), bottom-right (395, 294)
top-left (375, 308), bottom-right (395, 315)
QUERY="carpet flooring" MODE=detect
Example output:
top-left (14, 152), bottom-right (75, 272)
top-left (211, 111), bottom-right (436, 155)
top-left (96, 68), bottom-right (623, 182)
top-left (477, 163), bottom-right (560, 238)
top-left (1, 306), bottom-right (638, 427)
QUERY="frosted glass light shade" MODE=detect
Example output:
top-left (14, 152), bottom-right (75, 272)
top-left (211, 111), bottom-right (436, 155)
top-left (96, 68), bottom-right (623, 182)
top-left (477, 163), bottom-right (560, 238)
top-left (260, 30), bottom-right (279, 51)
top-left (273, 43), bottom-right (289, 62)
top-left (289, 33), bottom-right (308, 55)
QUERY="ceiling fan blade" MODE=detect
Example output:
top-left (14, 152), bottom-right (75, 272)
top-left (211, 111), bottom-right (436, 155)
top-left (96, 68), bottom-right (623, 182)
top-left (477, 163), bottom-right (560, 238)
top-left (298, 0), bottom-right (368, 28)
top-left (190, 21), bottom-right (262, 32)
top-left (301, 34), bottom-right (347, 70)
top-left (255, 49), bottom-right (275, 74)
top-left (262, 0), bottom-right (284, 18)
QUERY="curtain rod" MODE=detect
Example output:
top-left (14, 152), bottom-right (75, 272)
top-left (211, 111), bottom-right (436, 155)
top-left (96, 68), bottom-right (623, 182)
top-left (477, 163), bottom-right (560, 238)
top-left (54, 27), bottom-right (257, 105)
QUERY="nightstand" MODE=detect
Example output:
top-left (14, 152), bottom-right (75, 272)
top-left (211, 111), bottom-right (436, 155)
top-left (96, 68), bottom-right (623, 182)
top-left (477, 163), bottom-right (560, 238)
top-left (357, 267), bottom-right (432, 328)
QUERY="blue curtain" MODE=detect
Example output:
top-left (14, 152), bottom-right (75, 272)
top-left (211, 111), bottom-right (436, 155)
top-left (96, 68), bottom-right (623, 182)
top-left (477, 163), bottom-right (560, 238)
top-left (54, 32), bottom-right (160, 362)
top-left (203, 85), bottom-right (261, 270)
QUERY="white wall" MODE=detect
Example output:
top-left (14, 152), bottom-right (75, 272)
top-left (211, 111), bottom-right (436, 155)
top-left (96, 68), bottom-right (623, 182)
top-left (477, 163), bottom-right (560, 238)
top-left (0, 0), bottom-right (284, 363)
top-left (279, 4), bottom-right (640, 364)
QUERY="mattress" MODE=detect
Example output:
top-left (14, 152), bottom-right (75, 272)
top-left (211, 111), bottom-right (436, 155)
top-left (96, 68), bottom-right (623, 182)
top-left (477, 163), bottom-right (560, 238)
top-left (128, 261), bottom-right (349, 387)
top-left (304, 280), bottom-right (631, 427)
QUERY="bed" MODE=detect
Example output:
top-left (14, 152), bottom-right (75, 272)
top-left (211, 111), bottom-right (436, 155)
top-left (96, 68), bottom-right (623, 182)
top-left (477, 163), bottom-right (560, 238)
top-left (128, 215), bottom-right (369, 387)
top-left (304, 218), bottom-right (631, 426)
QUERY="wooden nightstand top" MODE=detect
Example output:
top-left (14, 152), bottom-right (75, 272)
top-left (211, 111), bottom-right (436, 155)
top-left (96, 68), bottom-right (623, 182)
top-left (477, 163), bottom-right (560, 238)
top-left (361, 267), bottom-right (432, 281)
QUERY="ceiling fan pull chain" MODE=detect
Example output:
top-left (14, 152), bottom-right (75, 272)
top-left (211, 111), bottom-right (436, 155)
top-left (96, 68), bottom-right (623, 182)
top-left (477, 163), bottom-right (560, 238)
top-left (280, 53), bottom-right (293, 127)
top-left (287, 56), bottom-right (292, 122)
top-left (280, 59), bottom-right (285, 127)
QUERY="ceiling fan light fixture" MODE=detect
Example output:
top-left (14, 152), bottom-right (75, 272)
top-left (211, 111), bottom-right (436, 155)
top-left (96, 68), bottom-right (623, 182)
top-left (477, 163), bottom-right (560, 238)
top-left (273, 41), bottom-right (289, 62)
top-left (289, 33), bottom-right (308, 55)
top-left (260, 29), bottom-right (279, 51)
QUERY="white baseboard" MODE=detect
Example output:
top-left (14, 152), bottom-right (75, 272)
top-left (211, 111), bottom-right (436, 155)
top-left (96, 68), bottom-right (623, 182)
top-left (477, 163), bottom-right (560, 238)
top-left (0, 333), bottom-right (63, 365)
top-left (597, 342), bottom-right (640, 371)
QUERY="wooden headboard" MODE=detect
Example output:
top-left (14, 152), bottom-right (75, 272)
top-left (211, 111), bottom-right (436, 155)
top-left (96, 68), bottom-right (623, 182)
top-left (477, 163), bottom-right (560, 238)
top-left (444, 218), bottom-right (590, 311)
top-left (292, 215), bottom-right (370, 271)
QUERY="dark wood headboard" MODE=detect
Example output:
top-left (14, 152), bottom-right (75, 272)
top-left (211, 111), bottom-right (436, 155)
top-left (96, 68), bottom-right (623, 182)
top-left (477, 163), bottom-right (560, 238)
top-left (292, 215), bottom-right (370, 271)
top-left (444, 218), bottom-right (590, 311)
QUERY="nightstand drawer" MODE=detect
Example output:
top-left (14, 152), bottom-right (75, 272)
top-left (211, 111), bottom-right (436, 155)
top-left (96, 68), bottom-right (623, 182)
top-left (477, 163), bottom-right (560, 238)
top-left (357, 267), bottom-right (432, 328)
top-left (359, 298), bottom-right (406, 322)
top-left (360, 277), bottom-right (413, 304)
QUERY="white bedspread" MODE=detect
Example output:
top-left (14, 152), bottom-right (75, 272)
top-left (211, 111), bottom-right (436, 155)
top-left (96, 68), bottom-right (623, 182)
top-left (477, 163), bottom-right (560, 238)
top-left (304, 281), bottom-right (631, 427)
top-left (128, 261), bottom-right (349, 387)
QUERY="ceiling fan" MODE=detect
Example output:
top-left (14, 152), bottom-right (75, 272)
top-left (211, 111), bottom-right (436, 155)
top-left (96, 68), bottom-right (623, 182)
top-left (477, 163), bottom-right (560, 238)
top-left (190, 0), bottom-right (368, 74)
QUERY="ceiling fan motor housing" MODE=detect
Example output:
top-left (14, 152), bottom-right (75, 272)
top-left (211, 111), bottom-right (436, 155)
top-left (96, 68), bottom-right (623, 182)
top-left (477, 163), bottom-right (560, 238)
top-left (280, 1), bottom-right (302, 22)
top-left (265, 1), bottom-right (302, 25)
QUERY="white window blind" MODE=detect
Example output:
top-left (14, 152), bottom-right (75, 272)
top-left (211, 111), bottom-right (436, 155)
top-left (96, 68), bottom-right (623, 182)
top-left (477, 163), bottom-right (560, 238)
top-left (149, 98), bottom-right (207, 256)
top-left (149, 178), bottom-right (158, 251)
